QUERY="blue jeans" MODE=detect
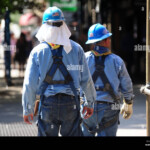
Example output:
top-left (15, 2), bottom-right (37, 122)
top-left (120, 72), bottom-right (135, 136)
top-left (81, 102), bottom-right (119, 136)
top-left (37, 94), bottom-right (82, 136)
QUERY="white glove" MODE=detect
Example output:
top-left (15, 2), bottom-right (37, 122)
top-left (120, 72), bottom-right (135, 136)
top-left (140, 84), bottom-right (150, 95)
top-left (120, 100), bottom-right (133, 120)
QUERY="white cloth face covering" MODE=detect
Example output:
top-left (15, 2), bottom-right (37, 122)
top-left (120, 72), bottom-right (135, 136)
top-left (36, 21), bottom-right (72, 53)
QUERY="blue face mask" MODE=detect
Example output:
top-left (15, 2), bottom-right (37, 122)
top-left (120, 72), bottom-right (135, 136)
top-left (94, 45), bottom-right (110, 54)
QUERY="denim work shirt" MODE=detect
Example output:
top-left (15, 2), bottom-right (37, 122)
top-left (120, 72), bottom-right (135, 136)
top-left (84, 51), bottom-right (134, 103)
top-left (22, 40), bottom-right (96, 116)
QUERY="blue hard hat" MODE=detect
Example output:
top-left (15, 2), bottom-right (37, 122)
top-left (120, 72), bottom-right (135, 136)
top-left (42, 6), bottom-right (65, 24)
top-left (86, 23), bottom-right (112, 44)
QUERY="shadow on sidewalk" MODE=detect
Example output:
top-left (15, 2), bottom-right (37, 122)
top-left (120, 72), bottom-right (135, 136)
top-left (0, 78), bottom-right (37, 136)
top-left (0, 77), bottom-right (24, 123)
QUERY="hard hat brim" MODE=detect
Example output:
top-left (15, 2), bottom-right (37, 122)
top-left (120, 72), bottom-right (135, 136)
top-left (85, 33), bottom-right (112, 44)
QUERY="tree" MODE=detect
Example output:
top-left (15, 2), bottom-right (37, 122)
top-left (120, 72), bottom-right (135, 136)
top-left (0, 0), bottom-right (45, 18)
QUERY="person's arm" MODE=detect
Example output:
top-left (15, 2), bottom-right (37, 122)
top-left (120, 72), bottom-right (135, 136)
top-left (79, 48), bottom-right (96, 109)
top-left (22, 51), bottom-right (39, 123)
top-left (118, 60), bottom-right (134, 119)
top-left (119, 61), bottom-right (134, 103)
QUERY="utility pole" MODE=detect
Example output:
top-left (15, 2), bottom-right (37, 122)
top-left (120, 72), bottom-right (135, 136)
top-left (146, 0), bottom-right (150, 136)
top-left (4, 7), bottom-right (12, 86)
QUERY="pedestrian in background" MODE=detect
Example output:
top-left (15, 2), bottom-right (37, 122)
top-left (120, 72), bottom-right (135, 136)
top-left (10, 33), bottom-right (17, 69)
top-left (26, 31), bottom-right (33, 60)
top-left (15, 32), bottom-right (27, 77)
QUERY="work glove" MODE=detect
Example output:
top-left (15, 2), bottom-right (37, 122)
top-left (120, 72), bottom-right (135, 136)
top-left (140, 83), bottom-right (150, 96)
top-left (120, 100), bottom-right (133, 120)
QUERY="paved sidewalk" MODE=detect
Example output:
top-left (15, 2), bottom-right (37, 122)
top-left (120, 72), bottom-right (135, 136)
top-left (0, 78), bottom-right (37, 136)
top-left (117, 85), bottom-right (146, 136)
top-left (0, 76), bottom-right (147, 136)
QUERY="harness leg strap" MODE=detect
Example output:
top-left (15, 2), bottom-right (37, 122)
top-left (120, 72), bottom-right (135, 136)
top-left (83, 114), bottom-right (119, 135)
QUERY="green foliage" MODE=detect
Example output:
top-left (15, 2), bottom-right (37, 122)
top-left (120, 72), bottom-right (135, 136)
top-left (10, 11), bottom-right (21, 24)
top-left (0, 0), bottom-right (44, 19)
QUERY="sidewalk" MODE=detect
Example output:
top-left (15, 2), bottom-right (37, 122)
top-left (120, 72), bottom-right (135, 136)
top-left (117, 85), bottom-right (146, 136)
top-left (0, 77), bottom-right (37, 136)
top-left (0, 70), bottom-right (147, 136)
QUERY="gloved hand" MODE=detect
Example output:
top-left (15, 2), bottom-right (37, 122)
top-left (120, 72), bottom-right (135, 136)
top-left (140, 84), bottom-right (150, 96)
top-left (120, 100), bottom-right (133, 120)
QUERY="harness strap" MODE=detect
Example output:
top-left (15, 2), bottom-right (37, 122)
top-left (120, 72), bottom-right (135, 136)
top-left (83, 113), bottom-right (119, 135)
top-left (42, 42), bottom-right (80, 111)
top-left (92, 55), bottom-right (120, 103)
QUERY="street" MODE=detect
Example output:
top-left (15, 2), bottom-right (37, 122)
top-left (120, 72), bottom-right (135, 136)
top-left (0, 69), bottom-right (147, 136)
top-left (0, 77), bottom-right (37, 136)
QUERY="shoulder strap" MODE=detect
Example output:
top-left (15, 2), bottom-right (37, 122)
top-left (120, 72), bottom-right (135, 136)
top-left (42, 42), bottom-right (80, 111)
top-left (92, 55), bottom-right (120, 103)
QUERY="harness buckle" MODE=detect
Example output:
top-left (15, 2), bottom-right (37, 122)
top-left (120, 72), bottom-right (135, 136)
top-left (95, 65), bottom-right (104, 71)
top-left (53, 56), bottom-right (63, 64)
top-left (52, 56), bottom-right (57, 59)
top-left (104, 83), bottom-right (110, 91)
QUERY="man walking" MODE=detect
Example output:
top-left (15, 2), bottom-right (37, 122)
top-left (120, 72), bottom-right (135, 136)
top-left (22, 7), bottom-right (96, 136)
top-left (81, 23), bottom-right (134, 136)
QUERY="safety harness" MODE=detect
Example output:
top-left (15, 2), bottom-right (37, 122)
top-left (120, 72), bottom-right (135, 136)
top-left (92, 55), bottom-right (120, 103)
top-left (42, 41), bottom-right (80, 111)
top-left (37, 42), bottom-right (82, 136)
top-left (83, 52), bottom-right (120, 135)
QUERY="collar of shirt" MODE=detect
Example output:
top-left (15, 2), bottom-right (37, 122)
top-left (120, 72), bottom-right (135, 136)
top-left (48, 43), bottom-right (61, 49)
top-left (91, 46), bottom-right (111, 57)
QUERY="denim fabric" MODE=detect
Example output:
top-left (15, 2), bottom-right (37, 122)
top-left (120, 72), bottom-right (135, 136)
top-left (81, 103), bottom-right (119, 136)
top-left (37, 94), bottom-right (82, 136)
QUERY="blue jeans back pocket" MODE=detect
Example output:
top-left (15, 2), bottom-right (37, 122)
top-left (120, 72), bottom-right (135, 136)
top-left (40, 104), bottom-right (53, 123)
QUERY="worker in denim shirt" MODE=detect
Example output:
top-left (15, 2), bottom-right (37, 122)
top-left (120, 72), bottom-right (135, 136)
top-left (81, 23), bottom-right (134, 136)
top-left (22, 7), bottom-right (96, 136)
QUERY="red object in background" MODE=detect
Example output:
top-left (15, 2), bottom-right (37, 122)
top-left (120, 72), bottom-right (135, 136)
top-left (19, 13), bottom-right (36, 26)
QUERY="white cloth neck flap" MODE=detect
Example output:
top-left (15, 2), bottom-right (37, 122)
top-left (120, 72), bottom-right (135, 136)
top-left (36, 21), bottom-right (72, 53)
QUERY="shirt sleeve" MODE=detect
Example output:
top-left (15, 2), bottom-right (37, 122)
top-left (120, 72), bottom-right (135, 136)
top-left (118, 61), bottom-right (134, 103)
top-left (79, 48), bottom-right (96, 108)
top-left (22, 51), bottom-right (40, 116)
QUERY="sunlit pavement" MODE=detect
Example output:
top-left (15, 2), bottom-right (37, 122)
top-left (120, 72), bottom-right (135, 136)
top-left (0, 67), bottom-right (23, 78)
top-left (117, 85), bottom-right (146, 136)
top-left (0, 69), bottom-right (147, 136)
top-left (0, 77), bottom-right (37, 136)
